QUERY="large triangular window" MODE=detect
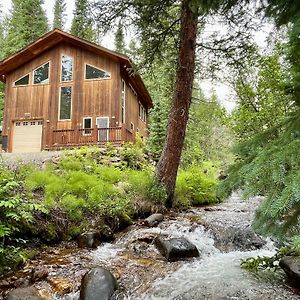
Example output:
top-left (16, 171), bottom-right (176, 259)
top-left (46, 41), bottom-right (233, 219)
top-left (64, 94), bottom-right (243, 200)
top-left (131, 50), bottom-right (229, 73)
top-left (14, 74), bottom-right (29, 86)
top-left (85, 64), bottom-right (111, 80)
top-left (33, 62), bottom-right (49, 84)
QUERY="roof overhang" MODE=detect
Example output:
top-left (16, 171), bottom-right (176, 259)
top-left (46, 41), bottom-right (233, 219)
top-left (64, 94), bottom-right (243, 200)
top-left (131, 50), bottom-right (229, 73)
top-left (0, 29), bottom-right (153, 108)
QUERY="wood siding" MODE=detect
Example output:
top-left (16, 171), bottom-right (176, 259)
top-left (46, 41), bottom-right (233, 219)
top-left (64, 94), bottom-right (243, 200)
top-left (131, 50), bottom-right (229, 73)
top-left (3, 41), bottom-right (149, 152)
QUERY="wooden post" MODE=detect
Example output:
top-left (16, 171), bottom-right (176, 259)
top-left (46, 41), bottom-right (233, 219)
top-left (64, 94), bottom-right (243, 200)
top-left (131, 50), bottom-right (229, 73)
top-left (93, 126), bottom-right (98, 144)
top-left (121, 124), bottom-right (126, 142)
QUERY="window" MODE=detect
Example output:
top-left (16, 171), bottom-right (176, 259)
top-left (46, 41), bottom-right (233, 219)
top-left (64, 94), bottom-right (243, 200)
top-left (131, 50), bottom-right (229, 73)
top-left (23, 122), bottom-right (28, 126)
top-left (83, 117), bottom-right (92, 135)
top-left (33, 62), bottom-right (49, 84)
top-left (59, 86), bottom-right (72, 120)
top-left (130, 122), bottom-right (134, 131)
top-left (121, 80), bottom-right (126, 123)
top-left (85, 64), bottom-right (111, 80)
top-left (61, 55), bottom-right (73, 82)
top-left (14, 74), bottom-right (29, 86)
top-left (139, 103), bottom-right (147, 122)
top-left (30, 121), bottom-right (36, 125)
top-left (15, 122), bottom-right (21, 126)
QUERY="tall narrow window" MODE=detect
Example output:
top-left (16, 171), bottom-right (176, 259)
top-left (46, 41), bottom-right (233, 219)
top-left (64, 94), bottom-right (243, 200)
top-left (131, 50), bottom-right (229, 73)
top-left (121, 80), bottom-right (126, 123)
top-left (33, 62), bottom-right (49, 84)
top-left (61, 55), bottom-right (73, 82)
top-left (59, 86), bottom-right (72, 120)
top-left (14, 74), bottom-right (29, 86)
top-left (85, 64), bottom-right (111, 80)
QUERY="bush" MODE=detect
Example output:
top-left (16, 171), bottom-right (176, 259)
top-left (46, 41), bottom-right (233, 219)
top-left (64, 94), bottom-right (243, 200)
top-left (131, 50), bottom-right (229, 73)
top-left (175, 166), bottom-right (219, 206)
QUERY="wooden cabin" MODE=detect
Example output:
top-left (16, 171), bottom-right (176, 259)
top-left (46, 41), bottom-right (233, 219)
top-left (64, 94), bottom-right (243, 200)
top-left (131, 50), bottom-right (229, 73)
top-left (0, 29), bottom-right (152, 153)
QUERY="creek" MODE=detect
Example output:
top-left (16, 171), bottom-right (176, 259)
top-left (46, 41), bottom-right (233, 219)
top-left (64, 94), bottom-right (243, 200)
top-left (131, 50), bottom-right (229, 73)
top-left (1, 193), bottom-right (300, 300)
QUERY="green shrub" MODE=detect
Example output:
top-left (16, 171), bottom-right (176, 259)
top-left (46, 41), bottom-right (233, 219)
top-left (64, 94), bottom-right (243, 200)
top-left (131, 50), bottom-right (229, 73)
top-left (175, 167), bottom-right (219, 206)
top-left (121, 141), bottom-right (146, 170)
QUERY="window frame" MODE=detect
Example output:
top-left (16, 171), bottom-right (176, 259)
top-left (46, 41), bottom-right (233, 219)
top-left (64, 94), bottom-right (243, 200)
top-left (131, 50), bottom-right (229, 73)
top-left (13, 73), bottom-right (30, 87)
top-left (84, 63), bottom-right (111, 81)
top-left (32, 61), bottom-right (50, 85)
top-left (58, 86), bottom-right (72, 121)
top-left (139, 102), bottom-right (147, 123)
top-left (83, 117), bottom-right (93, 136)
top-left (60, 54), bottom-right (73, 83)
top-left (121, 79), bottom-right (126, 124)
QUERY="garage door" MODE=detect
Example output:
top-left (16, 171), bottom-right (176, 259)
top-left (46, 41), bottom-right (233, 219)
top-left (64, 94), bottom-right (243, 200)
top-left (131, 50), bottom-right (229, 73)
top-left (13, 120), bottom-right (43, 153)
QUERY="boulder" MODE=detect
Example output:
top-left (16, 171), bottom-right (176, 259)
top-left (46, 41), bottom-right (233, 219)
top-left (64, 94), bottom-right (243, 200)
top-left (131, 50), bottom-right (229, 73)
top-left (279, 256), bottom-right (300, 282)
top-left (155, 236), bottom-right (199, 261)
top-left (79, 267), bottom-right (117, 300)
top-left (31, 267), bottom-right (49, 283)
top-left (144, 213), bottom-right (164, 227)
top-left (100, 225), bottom-right (114, 242)
top-left (77, 232), bottom-right (101, 248)
top-left (6, 286), bottom-right (43, 300)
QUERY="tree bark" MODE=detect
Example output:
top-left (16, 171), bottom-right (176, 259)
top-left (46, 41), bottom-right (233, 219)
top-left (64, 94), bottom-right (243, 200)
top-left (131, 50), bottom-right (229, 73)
top-left (155, 0), bottom-right (198, 207)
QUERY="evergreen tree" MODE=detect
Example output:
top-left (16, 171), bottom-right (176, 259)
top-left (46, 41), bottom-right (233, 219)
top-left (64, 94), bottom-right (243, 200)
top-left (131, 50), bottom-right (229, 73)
top-left (218, 4), bottom-right (300, 239)
top-left (182, 89), bottom-right (232, 168)
top-left (53, 0), bottom-right (66, 29)
top-left (114, 21), bottom-right (125, 53)
top-left (71, 0), bottom-right (95, 41)
top-left (5, 0), bottom-right (48, 57)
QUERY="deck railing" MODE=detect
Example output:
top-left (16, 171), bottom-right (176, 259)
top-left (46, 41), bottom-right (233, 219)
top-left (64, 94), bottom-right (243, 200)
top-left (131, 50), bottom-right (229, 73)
top-left (46, 125), bottom-right (134, 149)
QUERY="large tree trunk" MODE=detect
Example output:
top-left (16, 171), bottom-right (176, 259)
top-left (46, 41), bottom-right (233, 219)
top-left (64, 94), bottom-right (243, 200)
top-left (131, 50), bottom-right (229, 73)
top-left (155, 0), bottom-right (198, 207)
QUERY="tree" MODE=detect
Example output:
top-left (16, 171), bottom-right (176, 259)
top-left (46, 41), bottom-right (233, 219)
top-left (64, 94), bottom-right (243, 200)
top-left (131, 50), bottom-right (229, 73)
top-left (93, 0), bottom-right (252, 206)
top-left (155, 0), bottom-right (198, 206)
top-left (114, 21), bottom-right (126, 53)
top-left (53, 0), bottom-right (66, 29)
top-left (230, 50), bottom-right (292, 140)
top-left (182, 89), bottom-right (232, 168)
top-left (218, 2), bottom-right (300, 239)
top-left (4, 0), bottom-right (48, 57)
top-left (71, 0), bottom-right (95, 41)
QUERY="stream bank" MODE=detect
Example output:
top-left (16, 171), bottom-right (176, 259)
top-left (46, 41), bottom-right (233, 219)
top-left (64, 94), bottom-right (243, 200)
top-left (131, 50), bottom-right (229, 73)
top-left (1, 193), bottom-right (299, 299)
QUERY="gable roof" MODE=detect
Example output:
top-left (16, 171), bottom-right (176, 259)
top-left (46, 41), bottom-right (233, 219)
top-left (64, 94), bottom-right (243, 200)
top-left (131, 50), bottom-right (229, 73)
top-left (0, 28), bottom-right (153, 108)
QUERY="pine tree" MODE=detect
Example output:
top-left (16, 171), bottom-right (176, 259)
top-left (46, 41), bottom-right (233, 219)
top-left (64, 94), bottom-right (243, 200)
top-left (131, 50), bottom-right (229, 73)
top-left (71, 0), bottom-right (95, 41)
top-left (114, 21), bottom-right (126, 53)
top-left (4, 0), bottom-right (48, 57)
top-left (53, 0), bottom-right (66, 29)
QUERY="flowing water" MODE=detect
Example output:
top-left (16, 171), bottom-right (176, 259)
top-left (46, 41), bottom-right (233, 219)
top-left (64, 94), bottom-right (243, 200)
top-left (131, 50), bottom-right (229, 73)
top-left (1, 193), bottom-right (300, 299)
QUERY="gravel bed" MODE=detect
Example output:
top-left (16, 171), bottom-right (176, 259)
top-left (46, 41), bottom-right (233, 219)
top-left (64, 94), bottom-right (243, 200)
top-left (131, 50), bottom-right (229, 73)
top-left (1, 151), bottom-right (63, 169)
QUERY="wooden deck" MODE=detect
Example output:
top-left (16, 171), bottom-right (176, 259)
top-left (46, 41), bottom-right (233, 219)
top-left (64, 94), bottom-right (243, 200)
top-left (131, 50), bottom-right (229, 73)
top-left (45, 125), bottom-right (134, 150)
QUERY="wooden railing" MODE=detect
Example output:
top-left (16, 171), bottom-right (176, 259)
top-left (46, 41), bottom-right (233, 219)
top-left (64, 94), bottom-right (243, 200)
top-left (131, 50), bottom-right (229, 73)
top-left (46, 125), bottom-right (134, 149)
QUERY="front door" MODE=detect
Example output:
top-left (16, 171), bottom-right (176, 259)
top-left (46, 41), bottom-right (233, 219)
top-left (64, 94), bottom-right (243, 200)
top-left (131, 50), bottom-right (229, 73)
top-left (96, 117), bottom-right (109, 142)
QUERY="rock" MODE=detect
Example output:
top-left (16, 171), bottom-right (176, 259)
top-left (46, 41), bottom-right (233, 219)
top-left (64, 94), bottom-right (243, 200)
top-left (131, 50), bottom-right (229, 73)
top-left (6, 286), bottom-right (43, 300)
top-left (0, 280), bottom-right (10, 289)
top-left (47, 277), bottom-right (73, 295)
top-left (144, 213), bottom-right (164, 227)
top-left (37, 289), bottom-right (53, 300)
top-left (77, 232), bottom-right (101, 248)
top-left (155, 236), bottom-right (200, 261)
top-left (100, 225), bottom-right (114, 242)
top-left (279, 256), bottom-right (300, 282)
top-left (79, 267), bottom-right (117, 300)
top-left (31, 267), bottom-right (49, 283)
top-left (13, 278), bottom-right (30, 288)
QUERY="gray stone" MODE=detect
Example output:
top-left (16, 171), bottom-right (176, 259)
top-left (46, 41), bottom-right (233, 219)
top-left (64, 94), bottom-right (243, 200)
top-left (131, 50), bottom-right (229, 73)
top-left (144, 213), bottom-right (164, 227)
top-left (77, 232), bottom-right (101, 248)
top-left (279, 256), bottom-right (300, 282)
top-left (79, 267), bottom-right (117, 300)
top-left (6, 286), bottom-right (43, 300)
top-left (155, 236), bottom-right (199, 261)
